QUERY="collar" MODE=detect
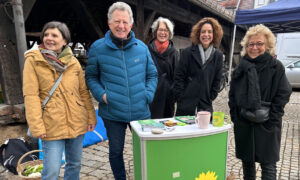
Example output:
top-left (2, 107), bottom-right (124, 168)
top-left (110, 32), bottom-right (132, 48)
top-left (105, 30), bottom-right (137, 49)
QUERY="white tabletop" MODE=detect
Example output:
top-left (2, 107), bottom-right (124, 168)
top-left (130, 118), bottom-right (231, 140)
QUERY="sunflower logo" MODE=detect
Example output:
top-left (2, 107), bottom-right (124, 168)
top-left (195, 171), bottom-right (218, 180)
top-left (213, 116), bottom-right (222, 126)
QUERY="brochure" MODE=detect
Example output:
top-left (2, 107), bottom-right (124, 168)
top-left (138, 119), bottom-right (165, 132)
top-left (175, 116), bottom-right (195, 124)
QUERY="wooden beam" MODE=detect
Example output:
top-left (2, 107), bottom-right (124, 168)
top-left (122, 0), bottom-right (200, 24)
top-left (0, 1), bottom-right (23, 105)
top-left (26, 32), bottom-right (40, 37)
top-left (67, 0), bottom-right (104, 40)
top-left (123, 0), bottom-right (232, 36)
top-left (189, 0), bottom-right (234, 23)
top-left (23, 0), bottom-right (36, 21)
top-left (135, 0), bottom-right (144, 40)
top-left (144, 11), bottom-right (156, 40)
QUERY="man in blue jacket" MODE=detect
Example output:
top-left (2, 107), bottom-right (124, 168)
top-left (85, 2), bottom-right (157, 180)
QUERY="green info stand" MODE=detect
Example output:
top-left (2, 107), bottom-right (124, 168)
top-left (130, 118), bottom-right (231, 180)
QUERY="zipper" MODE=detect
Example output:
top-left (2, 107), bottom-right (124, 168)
top-left (122, 49), bottom-right (131, 121)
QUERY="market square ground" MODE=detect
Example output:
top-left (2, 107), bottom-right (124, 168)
top-left (0, 88), bottom-right (299, 180)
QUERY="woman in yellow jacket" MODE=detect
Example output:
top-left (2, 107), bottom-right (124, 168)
top-left (23, 21), bottom-right (97, 180)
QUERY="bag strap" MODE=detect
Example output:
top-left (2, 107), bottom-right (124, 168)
top-left (0, 143), bottom-right (8, 165)
top-left (42, 73), bottom-right (63, 110)
top-left (93, 130), bottom-right (104, 141)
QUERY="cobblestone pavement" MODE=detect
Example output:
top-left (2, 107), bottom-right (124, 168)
top-left (0, 88), bottom-right (299, 180)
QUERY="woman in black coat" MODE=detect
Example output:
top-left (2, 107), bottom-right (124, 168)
top-left (173, 17), bottom-right (223, 116)
top-left (228, 24), bottom-right (292, 180)
top-left (149, 17), bottom-right (179, 118)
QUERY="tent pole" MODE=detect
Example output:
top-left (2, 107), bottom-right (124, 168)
top-left (228, 25), bottom-right (236, 83)
top-left (228, 0), bottom-right (241, 84)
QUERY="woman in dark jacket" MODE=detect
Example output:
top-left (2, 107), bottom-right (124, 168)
top-left (173, 17), bottom-right (223, 116)
top-left (149, 17), bottom-right (179, 118)
top-left (228, 24), bottom-right (292, 180)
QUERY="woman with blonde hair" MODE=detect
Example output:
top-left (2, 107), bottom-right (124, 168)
top-left (173, 17), bottom-right (224, 116)
top-left (149, 17), bottom-right (179, 118)
top-left (229, 24), bottom-right (292, 179)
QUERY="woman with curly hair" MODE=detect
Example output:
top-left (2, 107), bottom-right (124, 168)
top-left (228, 24), bottom-right (291, 180)
top-left (173, 17), bottom-right (224, 116)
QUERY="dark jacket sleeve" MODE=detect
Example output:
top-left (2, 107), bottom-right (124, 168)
top-left (173, 49), bottom-right (188, 101)
top-left (145, 49), bottom-right (158, 103)
top-left (171, 50), bottom-right (180, 81)
top-left (210, 50), bottom-right (223, 100)
top-left (268, 63), bottom-right (292, 124)
top-left (228, 73), bottom-right (238, 123)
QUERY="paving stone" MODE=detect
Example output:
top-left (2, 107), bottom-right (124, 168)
top-left (81, 166), bottom-right (96, 174)
top-left (81, 160), bottom-right (98, 167)
top-left (89, 169), bottom-right (107, 179)
top-left (81, 176), bottom-right (99, 180)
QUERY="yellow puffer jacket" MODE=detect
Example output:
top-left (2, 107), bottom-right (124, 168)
top-left (23, 46), bottom-right (97, 140)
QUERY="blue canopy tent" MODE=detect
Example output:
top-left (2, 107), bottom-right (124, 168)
top-left (235, 0), bottom-right (300, 33)
top-left (228, 0), bottom-right (300, 82)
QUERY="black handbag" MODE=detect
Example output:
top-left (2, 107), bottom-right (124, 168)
top-left (240, 101), bottom-right (271, 123)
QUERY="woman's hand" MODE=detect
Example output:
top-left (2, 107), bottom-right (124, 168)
top-left (88, 124), bottom-right (96, 131)
top-left (39, 134), bottom-right (46, 139)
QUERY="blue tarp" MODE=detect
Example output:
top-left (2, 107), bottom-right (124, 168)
top-left (235, 0), bottom-right (300, 33)
top-left (82, 110), bottom-right (108, 147)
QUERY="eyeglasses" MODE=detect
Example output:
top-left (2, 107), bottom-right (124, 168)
top-left (247, 42), bottom-right (265, 48)
top-left (157, 28), bottom-right (169, 33)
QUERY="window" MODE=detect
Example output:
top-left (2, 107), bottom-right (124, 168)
top-left (258, 0), bottom-right (265, 5)
top-left (294, 61), bottom-right (300, 68)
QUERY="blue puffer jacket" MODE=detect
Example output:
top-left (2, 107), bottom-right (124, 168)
top-left (86, 31), bottom-right (158, 122)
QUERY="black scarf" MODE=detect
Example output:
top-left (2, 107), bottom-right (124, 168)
top-left (244, 52), bottom-right (273, 73)
top-left (233, 53), bottom-right (273, 110)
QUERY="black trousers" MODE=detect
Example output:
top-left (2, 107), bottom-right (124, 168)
top-left (242, 161), bottom-right (276, 180)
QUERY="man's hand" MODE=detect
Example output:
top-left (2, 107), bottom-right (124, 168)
top-left (102, 93), bottom-right (108, 104)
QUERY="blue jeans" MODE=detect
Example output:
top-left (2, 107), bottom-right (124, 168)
top-left (41, 134), bottom-right (84, 180)
top-left (103, 119), bottom-right (131, 180)
top-left (242, 161), bottom-right (276, 180)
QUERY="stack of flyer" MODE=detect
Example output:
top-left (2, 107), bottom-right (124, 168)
top-left (138, 119), bottom-right (165, 132)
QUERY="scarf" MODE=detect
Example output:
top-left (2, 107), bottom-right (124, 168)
top-left (110, 32), bottom-right (132, 48)
top-left (198, 44), bottom-right (214, 65)
top-left (39, 44), bottom-right (72, 73)
top-left (244, 52), bottom-right (272, 73)
top-left (155, 39), bottom-right (169, 54)
top-left (233, 53), bottom-right (272, 110)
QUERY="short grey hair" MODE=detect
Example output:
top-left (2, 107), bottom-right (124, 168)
top-left (40, 21), bottom-right (71, 43)
top-left (107, 2), bottom-right (134, 25)
top-left (151, 17), bottom-right (174, 39)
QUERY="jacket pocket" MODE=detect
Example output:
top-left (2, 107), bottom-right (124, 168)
top-left (76, 100), bottom-right (85, 107)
